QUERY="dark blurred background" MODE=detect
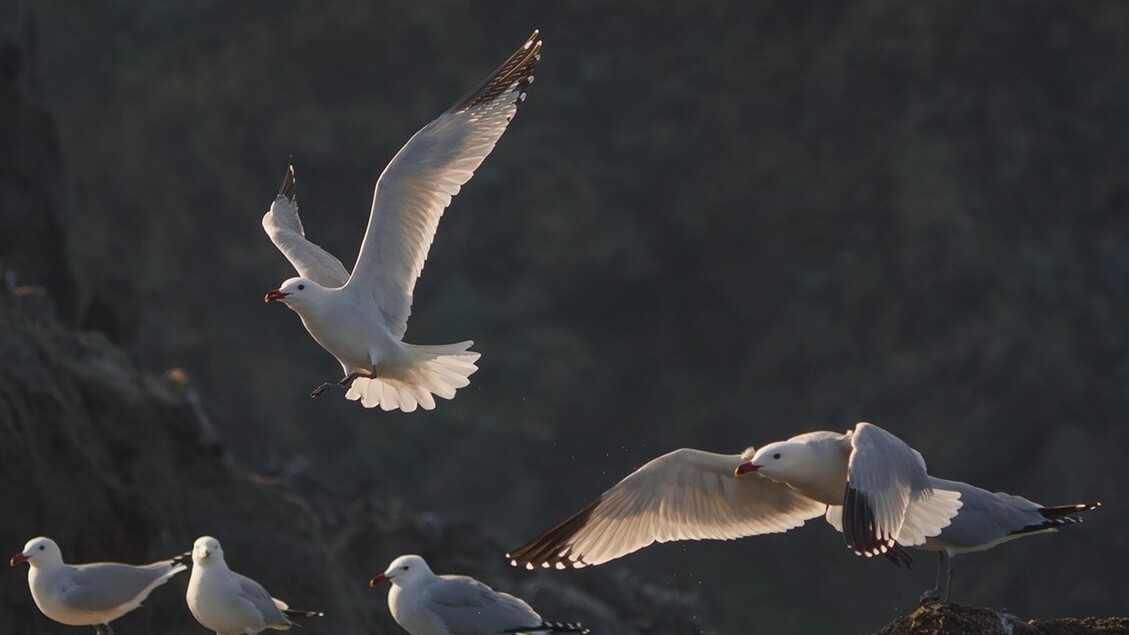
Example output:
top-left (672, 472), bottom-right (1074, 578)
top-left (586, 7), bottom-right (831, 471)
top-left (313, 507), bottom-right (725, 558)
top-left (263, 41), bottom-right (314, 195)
top-left (3, 0), bottom-right (1128, 633)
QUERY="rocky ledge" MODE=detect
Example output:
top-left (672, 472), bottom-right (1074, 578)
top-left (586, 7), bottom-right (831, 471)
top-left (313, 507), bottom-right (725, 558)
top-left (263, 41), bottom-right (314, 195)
top-left (877, 603), bottom-right (1129, 635)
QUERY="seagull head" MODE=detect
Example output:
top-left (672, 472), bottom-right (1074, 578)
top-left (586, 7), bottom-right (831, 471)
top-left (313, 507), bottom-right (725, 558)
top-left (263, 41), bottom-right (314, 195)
top-left (10, 537), bottom-right (62, 568)
top-left (370, 554), bottom-right (432, 589)
top-left (192, 536), bottom-right (224, 567)
top-left (735, 441), bottom-right (801, 481)
top-left (265, 277), bottom-right (323, 308)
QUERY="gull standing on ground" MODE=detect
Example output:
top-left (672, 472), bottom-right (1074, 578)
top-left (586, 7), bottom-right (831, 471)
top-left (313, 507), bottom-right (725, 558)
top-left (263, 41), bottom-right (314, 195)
top-left (9, 536), bottom-right (188, 635)
top-left (825, 478), bottom-right (1099, 602)
top-left (371, 555), bottom-right (589, 635)
top-left (263, 30), bottom-right (542, 412)
top-left (186, 536), bottom-right (322, 635)
top-left (508, 422), bottom-right (961, 569)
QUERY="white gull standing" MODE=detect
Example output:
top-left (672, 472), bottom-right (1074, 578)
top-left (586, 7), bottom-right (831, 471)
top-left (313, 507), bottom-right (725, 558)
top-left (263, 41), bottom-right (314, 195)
top-left (9, 536), bottom-right (188, 635)
top-left (371, 555), bottom-right (588, 635)
top-left (825, 478), bottom-right (1100, 602)
top-left (263, 30), bottom-right (542, 412)
top-left (185, 536), bottom-right (322, 635)
top-left (508, 422), bottom-right (961, 569)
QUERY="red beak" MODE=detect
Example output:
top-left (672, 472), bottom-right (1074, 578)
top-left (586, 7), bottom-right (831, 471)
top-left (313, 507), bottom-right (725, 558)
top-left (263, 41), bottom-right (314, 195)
top-left (369, 573), bottom-right (389, 588)
top-left (734, 461), bottom-right (760, 477)
top-left (264, 289), bottom-right (287, 303)
top-left (9, 553), bottom-right (28, 567)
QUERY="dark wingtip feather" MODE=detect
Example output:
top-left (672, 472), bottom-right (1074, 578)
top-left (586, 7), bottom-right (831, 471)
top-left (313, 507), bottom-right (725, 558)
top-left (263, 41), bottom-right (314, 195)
top-left (507, 496), bottom-right (599, 569)
top-left (282, 608), bottom-right (324, 619)
top-left (842, 485), bottom-right (893, 557)
top-left (448, 30), bottom-right (542, 115)
top-left (278, 164), bottom-right (296, 202)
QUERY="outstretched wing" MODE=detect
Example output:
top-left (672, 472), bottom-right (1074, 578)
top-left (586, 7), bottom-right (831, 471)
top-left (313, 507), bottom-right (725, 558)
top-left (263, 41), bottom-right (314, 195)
top-left (262, 164), bottom-right (351, 288)
top-left (507, 448), bottom-right (827, 569)
top-left (843, 422), bottom-right (959, 556)
top-left (345, 30), bottom-right (541, 337)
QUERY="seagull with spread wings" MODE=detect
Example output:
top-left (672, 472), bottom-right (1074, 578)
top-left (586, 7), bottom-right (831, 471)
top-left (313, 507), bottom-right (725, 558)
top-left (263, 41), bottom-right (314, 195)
top-left (507, 422), bottom-right (962, 570)
top-left (264, 30), bottom-right (541, 412)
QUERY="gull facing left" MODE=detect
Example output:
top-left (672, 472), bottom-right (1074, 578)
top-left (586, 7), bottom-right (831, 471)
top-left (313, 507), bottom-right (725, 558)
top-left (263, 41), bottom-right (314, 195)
top-left (371, 555), bottom-right (588, 635)
top-left (9, 536), bottom-right (187, 635)
top-left (263, 30), bottom-right (542, 412)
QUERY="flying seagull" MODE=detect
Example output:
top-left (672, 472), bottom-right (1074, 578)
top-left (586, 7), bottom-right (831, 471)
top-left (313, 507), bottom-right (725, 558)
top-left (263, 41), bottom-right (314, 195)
top-left (264, 30), bottom-right (542, 412)
top-left (507, 422), bottom-right (961, 569)
top-left (186, 536), bottom-right (323, 635)
top-left (371, 554), bottom-right (588, 635)
top-left (9, 536), bottom-right (187, 635)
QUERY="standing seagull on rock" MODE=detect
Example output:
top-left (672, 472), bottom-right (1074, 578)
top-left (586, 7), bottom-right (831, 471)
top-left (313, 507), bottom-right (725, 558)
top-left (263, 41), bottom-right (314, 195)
top-left (826, 479), bottom-right (1098, 602)
top-left (371, 555), bottom-right (588, 635)
top-left (508, 422), bottom-right (961, 569)
top-left (9, 536), bottom-right (188, 635)
top-left (263, 30), bottom-right (542, 412)
top-left (186, 536), bottom-right (323, 635)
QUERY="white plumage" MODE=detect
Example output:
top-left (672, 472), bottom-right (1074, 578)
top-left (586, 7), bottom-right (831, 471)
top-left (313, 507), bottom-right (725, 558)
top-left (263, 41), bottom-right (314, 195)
top-left (264, 30), bottom-right (541, 412)
top-left (507, 422), bottom-right (962, 569)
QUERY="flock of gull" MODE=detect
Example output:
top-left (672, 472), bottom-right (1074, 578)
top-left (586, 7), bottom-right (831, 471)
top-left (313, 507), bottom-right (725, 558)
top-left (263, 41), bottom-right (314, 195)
top-left (11, 29), bottom-right (1101, 635)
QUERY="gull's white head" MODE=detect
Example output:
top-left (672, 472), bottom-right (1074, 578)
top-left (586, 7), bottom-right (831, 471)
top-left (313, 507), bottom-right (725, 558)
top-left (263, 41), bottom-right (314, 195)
top-left (369, 554), bottom-right (434, 589)
top-left (192, 536), bottom-right (225, 567)
top-left (9, 537), bottom-right (62, 568)
top-left (264, 277), bottom-right (326, 311)
top-left (735, 440), bottom-right (812, 482)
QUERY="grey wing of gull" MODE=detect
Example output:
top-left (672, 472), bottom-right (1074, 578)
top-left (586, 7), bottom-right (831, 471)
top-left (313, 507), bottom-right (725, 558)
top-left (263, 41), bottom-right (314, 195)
top-left (920, 478), bottom-right (1047, 550)
top-left (507, 448), bottom-right (828, 569)
top-left (262, 164), bottom-right (351, 288)
top-left (345, 31), bottom-right (541, 338)
top-left (63, 561), bottom-right (185, 612)
top-left (427, 575), bottom-right (541, 635)
top-left (844, 422), bottom-right (951, 555)
top-left (233, 573), bottom-right (291, 627)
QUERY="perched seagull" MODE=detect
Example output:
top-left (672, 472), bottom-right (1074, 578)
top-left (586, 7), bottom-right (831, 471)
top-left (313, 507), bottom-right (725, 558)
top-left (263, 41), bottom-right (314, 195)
top-left (186, 536), bottom-right (323, 635)
top-left (9, 536), bottom-right (187, 635)
top-left (828, 478), bottom-right (1099, 602)
top-left (371, 554), bottom-right (588, 635)
top-left (507, 422), bottom-right (961, 569)
top-left (263, 30), bottom-right (542, 412)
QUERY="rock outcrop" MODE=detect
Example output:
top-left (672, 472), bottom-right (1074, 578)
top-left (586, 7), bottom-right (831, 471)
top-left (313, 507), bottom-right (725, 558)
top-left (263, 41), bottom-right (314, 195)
top-left (877, 603), bottom-right (1129, 635)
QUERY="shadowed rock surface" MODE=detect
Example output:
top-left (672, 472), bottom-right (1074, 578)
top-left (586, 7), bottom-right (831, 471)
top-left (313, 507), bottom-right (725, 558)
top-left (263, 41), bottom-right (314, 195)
top-left (877, 603), bottom-right (1129, 635)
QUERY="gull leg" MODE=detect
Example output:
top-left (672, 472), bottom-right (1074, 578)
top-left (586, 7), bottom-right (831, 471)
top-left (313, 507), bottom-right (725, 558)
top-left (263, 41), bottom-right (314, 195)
top-left (918, 552), bottom-right (946, 605)
top-left (310, 369), bottom-right (373, 399)
top-left (104, 624), bottom-right (114, 635)
top-left (943, 551), bottom-right (953, 603)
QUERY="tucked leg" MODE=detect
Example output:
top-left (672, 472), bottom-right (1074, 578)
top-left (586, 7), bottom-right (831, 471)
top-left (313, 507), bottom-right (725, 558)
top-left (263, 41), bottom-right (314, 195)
top-left (310, 369), bottom-right (373, 398)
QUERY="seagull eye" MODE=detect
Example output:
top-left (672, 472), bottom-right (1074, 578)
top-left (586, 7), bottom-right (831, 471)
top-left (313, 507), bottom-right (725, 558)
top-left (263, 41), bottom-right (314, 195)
top-left (38, 545), bottom-right (44, 551)
top-left (297, 284), bottom-right (305, 291)
top-left (772, 453), bottom-right (781, 460)
top-left (402, 566), bottom-right (409, 571)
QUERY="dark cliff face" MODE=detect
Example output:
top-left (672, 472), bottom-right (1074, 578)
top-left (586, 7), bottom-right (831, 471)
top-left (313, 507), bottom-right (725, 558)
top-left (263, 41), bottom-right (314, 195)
top-left (0, 0), bottom-right (74, 318)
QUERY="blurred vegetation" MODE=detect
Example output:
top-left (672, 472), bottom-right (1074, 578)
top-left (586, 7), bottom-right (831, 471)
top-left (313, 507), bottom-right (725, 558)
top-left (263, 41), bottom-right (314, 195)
top-left (25, 1), bottom-right (1129, 632)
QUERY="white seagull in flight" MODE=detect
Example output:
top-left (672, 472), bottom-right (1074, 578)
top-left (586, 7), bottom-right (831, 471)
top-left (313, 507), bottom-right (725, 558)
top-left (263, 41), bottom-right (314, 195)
top-left (264, 30), bottom-right (542, 412)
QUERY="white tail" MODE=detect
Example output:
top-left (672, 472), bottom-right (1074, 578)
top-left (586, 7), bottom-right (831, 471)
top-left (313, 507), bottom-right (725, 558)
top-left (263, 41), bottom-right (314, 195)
top-left (344, 341), bottom-right (480, 412)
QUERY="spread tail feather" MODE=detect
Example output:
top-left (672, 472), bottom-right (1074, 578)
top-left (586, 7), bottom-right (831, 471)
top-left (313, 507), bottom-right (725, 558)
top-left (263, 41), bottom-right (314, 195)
top-left (344, 341), bottom-right (480, 412)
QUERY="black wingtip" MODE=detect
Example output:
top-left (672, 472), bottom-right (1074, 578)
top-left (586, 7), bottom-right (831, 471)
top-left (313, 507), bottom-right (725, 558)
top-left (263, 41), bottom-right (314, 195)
top-left (169, 550), bottom-right (193, 568)
top-left (448, 30), bottom-right (542, 115)
top-left (842, 485), bottom-right (894, 557)
top-left (881, 543), bottom-right (914, 569)
top-left (506, 496), bottom-right (599, 570)
top-left (282, 608), bottom-right (324, 620)
top-left (278, 163), bottom-right (296, 201)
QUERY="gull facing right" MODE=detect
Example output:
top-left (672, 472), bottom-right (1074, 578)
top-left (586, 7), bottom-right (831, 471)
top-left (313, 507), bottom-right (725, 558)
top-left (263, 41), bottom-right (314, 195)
top-left (263, 30), bottom-right (542, 412)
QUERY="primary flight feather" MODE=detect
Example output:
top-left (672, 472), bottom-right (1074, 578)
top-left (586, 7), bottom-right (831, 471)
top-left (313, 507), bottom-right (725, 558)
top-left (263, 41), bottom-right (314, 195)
top-left (264, 30), bottom-right (542, 412)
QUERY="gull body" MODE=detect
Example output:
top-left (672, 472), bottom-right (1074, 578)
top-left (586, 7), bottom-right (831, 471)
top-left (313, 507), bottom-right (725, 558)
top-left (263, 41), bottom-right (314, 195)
top-left (186, 536), bottom-right (322, 635)
top-left (508, 422), bottom-right (961, 569)
top-left (372, 555), bottom-right (587, 635)
top-left (10, 536), bottom-right (186, 635)
top-left (911, 479), bottom-right (1097, 601)
top-left (263, 30), bottom-right (542, 412)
